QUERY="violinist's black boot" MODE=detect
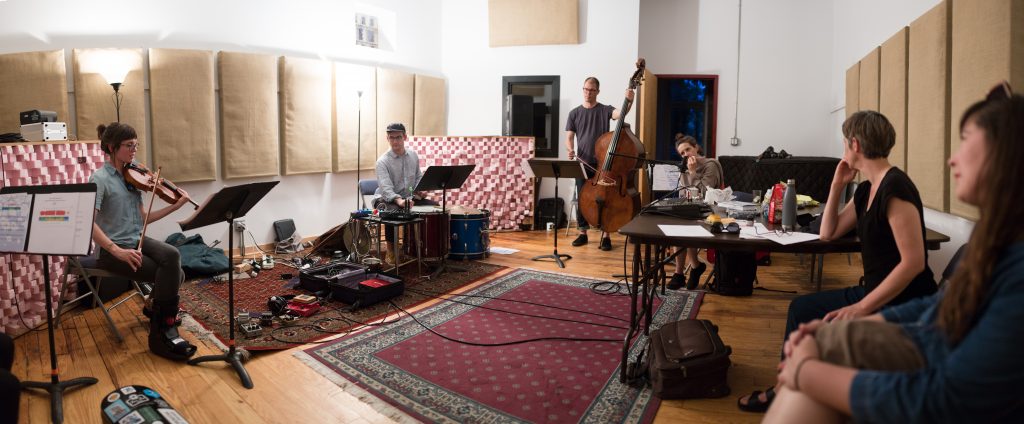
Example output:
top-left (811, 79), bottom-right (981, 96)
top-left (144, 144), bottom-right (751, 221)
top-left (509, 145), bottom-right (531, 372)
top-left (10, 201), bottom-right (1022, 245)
top-left (149, 296), bottom-right (197, 361)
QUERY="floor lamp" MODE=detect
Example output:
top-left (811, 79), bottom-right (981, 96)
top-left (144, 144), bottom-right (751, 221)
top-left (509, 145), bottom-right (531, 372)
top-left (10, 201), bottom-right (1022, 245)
top-left (355, 90), bottom-right (363, 210)
top-left (100, 65), bottom-right (129, 123)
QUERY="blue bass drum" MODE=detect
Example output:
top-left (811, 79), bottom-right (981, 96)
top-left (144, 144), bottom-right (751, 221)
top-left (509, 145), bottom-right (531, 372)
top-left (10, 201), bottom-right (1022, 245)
top-left (448, 210), bottom-right (490, 260)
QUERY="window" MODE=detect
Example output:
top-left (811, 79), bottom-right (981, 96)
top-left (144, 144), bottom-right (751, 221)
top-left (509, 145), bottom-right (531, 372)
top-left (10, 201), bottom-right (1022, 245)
top-left (502, 76), bottom-right (560, 158)
top-left (655, 76), bottom-right (717, 162)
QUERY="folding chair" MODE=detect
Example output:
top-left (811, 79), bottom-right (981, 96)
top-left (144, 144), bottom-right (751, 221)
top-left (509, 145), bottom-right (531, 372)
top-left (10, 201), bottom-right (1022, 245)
top-left (358, 179), bottom-right (379, 210)
top-left (56, 255), bottom-right (148, 343)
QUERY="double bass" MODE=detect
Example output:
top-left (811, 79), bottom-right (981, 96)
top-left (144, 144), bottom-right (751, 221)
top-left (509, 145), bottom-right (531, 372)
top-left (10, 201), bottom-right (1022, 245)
top-left (580, 59), bottom-right (646, 233)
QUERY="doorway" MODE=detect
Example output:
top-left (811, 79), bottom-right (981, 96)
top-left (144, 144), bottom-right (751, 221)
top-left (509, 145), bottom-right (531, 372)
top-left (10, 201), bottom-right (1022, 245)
top-left (502, 76), bottom-right (560, 158)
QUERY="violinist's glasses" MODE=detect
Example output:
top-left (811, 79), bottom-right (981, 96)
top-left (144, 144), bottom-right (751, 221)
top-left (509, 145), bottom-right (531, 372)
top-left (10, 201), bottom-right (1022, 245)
top-left (121, 143), bottom-right (140, 151)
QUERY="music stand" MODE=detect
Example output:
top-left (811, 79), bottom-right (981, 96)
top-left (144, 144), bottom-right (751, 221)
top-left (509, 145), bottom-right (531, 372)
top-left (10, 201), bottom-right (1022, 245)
top-left (2, 183), bottom-right (99, 424)
top-left (527, 160), bottom-right (584, 268)
top-left (181, 181), bottom-right (278, 389)
top-left (414, 164), bottom-right (476, 278)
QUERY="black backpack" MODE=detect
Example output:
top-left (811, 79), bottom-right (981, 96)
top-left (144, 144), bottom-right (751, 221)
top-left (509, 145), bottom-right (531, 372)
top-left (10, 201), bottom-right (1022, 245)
top-left (536, 197), bottom-right (568, 229)
top-left (709, 251), bottom-right (756, 296)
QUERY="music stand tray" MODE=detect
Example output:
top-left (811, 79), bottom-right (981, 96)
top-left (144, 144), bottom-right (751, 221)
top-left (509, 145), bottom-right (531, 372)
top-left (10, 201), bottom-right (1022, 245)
top-left (180, 181), bottom-right (278, 389)
top-left (1, 183), bottom-right (99, 424)
top-left (413, 164), bottom-right (475, 278)
top-left (527, 159), bottom-right (586, 268)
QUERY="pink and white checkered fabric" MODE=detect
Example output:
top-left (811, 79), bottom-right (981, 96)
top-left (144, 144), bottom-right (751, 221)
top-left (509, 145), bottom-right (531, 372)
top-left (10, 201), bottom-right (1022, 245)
top-left (1, 142), bottom-right (105, 336)
top-left (406, 136), bottom-right (535, 231)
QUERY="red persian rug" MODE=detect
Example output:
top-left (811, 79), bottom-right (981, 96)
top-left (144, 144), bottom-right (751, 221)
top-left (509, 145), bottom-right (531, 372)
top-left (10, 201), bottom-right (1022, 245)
top-left (297, 268), bottom-right (703, 423)
top-left (178, 260), bottom-right (506, 350)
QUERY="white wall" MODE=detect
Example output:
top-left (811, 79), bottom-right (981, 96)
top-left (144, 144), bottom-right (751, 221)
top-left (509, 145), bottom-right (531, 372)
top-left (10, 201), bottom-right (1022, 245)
top-left (440, 0), bottom-right (641, 204)
top-left (0, 0), bottom-right (443, 248)
top-left (830, 0), bottom-right (971, 274)
top-left (639, 0), bottom-right (834, 158)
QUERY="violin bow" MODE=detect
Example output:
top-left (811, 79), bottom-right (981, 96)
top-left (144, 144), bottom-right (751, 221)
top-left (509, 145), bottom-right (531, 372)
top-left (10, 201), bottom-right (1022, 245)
top-left (137, 166), bottom-right (162, 251)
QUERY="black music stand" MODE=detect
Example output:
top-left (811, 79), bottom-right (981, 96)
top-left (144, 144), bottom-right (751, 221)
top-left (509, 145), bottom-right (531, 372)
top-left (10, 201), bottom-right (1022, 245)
top-left (182, 181), bottom-right (278, 389)
top-left (414, 164), bottom-right (476, 278)
top-left (528, 159), bottom-right (584, 268)
top-left (2, 184), bottom-right (99, 424)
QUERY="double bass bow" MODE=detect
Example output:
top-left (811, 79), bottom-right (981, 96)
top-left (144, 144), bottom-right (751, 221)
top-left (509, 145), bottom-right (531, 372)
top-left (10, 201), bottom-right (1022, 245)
top-left (579, 59), bottom-right (647, 234)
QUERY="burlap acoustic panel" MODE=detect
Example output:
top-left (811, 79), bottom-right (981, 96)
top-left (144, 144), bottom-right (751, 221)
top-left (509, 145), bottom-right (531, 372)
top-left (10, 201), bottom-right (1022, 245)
top-left (334, 62), bottom-right (377, 173)
top-left (489, 0), bottom-right (578, 47)
top-left (0, 50), bottom-right (68, 135)
top-left (846, 63), bottom-right (860, 118)
top-left (907, 2), bottom-right (951, 212)
top-left (218, 51), bottom-right (280, 179)
top-left (859, 47), bottom-right (880, 112)
top-left (376, 67), bottom-right (414, 158)
top-left (149, 48), bottom-right (217, 182)
top-left (73, 49), bottom-right (146, 157)
top-left (880, 28), bottom-right (909, 171)
top-left (413, 74), bottom-right (447, 136)
top-left (279, 56), bottom-right (333, 175)
top-left (948, 0), bottom-right (1024, 220)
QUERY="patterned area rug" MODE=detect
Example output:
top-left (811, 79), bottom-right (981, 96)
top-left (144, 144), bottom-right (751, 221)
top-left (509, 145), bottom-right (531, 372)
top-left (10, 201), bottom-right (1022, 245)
top-left (178, 260), bottom-right (506, 350)
top-left (297, 268), bottom-right (703, 423)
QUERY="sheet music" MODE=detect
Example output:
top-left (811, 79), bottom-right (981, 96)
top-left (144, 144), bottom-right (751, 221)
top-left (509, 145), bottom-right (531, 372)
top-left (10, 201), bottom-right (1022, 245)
top-left (26, 192), bottom-right (97, 255)
top-left (0, 192), bottom-right (32, 253)
top-left (652, 164), bottom-right (681, 191)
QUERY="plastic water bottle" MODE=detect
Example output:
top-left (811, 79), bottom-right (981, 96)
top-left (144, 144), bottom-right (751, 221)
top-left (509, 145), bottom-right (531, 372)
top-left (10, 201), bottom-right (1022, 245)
top-left (782, 179), bottom-right (797, 230)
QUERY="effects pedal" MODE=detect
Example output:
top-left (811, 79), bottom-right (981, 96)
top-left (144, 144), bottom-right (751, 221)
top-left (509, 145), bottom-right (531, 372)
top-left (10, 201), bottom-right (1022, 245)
top-left (261, 255), bottom-right (275, 269)
top-left (239, 321), bottom-right (263, 338)
top-left (292, 294), bottom-right (317, 304)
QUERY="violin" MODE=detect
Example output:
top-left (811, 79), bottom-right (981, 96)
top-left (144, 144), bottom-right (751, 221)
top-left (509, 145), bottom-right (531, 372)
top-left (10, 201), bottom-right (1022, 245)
top-left (579, 59), bottom-right (647, 234)
top-left (123, 162), bottom-right (199, 209)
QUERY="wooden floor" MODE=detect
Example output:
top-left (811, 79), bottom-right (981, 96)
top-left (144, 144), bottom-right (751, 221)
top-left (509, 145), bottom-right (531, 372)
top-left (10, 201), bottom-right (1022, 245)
top-left (11, 230), bottom-right (863, 424)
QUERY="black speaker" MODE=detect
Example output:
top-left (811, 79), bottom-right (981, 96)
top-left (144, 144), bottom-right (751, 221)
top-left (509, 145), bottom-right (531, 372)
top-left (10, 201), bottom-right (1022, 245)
top-left (504, 94), bottom-right (534, 136)
top-left (273, 219), bottom-right (296, 242)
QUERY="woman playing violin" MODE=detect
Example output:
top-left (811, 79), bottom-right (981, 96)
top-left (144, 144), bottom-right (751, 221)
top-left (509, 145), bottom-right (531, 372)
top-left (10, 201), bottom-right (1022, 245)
top-left (89, 122), bottom-right (197, 361)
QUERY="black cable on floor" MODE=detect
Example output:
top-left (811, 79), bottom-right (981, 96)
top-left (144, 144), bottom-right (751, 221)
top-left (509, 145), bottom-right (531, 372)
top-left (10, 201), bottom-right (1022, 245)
top-left (388, 300), bottom-right (622, 347)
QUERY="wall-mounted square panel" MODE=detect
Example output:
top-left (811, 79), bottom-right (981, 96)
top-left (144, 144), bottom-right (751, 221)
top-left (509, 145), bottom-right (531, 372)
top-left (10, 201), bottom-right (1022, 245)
top-left (73, 48), bottom-right (146, 156)
top-left (489, 0), bottom-right (578, 47)
top-left (280, 56), bottom-right (333, 175)
top-left (948, 0), bottom-right (1023, 220)
top-left (334, 62), bottom-right (377, 172)
top-left (859, 47), bottom-right (880, 111)
top-left (880, 28), bottom-right (909, 171)
top-left (846, 62), bottom-right (860, 118)
top-left (414, 74), bottom-right (447, 136)
top-left (218, 51), bottom-right (280, 179)
top-left (0, 50), bottom-right (68, 135)
top-left (376, 67), bottom-right (414, 158)
top-left (149, 48), bottom-right (217, 182)
top-left (907, 2), bottom-right (951, 212)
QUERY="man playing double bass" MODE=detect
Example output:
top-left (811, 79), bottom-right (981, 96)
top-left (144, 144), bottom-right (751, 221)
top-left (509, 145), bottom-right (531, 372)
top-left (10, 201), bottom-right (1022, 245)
top-left (566, 77), bottom-right (634, 251)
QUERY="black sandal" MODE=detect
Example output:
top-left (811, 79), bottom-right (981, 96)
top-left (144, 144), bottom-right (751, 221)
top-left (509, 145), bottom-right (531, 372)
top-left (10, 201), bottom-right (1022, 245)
top-left (737, 386), bottom-right (775, 412)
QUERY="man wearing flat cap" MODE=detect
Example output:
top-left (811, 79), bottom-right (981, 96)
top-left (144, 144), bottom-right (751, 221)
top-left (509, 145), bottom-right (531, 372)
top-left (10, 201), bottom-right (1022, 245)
top-left (373, 123), bottom-right (434, 259)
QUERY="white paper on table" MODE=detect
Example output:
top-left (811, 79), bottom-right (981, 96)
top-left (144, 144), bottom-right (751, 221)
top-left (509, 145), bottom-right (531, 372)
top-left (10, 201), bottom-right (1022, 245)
top-left (758, 231), bottom-right (820, 245)
top-left (658, 225), bottom-right (714, 238)
top-left (488, 246), bottom-right (519, 254)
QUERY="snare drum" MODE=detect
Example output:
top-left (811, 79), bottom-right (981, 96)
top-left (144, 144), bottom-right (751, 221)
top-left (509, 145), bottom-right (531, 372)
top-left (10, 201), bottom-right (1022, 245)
top-left (405, 211), bottom-right (449, 260)
top-left (449, 209), bottom-right (490, 260)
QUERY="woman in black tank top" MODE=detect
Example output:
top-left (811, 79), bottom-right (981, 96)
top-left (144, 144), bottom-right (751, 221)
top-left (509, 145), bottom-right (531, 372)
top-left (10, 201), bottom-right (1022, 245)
top-left (738, 110), bottom-right (937, 412)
